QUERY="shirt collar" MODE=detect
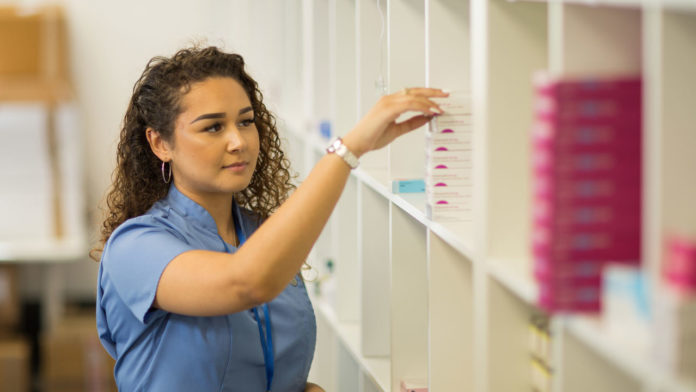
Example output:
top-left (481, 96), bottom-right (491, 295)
top-left (163, 185), bottom-right (245, 240)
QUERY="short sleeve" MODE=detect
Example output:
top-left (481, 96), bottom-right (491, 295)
top-left (101, 217), bottom-right (194, 324)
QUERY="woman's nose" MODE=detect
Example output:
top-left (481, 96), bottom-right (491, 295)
top-left (226, 126), bottom-right (246, 152)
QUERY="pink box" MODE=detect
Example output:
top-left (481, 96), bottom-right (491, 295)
top-left (534, 257), bottom-right (603, 283)
top-left (533, 227), bottom-right (640, 252)
top-left (532, 132), bottom-right (641, 164)
top-left (533, 177), bottom-right (641, 202)
top-left (532, 120), bottom-right (641, 145)
top-left (535, 95), bottom-right (641, 120)
top-left (536, 114), bottom-right (642, 130)
top-left (533, 74), bottom-right (641, 100)
top-left (533, 200), bottom-right (639, 224)
top-left (533, 166), bottom-right (642, 185)
top-left (537, 275), bottom-right (603, 312)
top-left (533, 191), bottom-right (641, 212)
top-left (664, 236), bottom-right (696, 292)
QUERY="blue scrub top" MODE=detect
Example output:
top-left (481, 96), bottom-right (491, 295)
top-left (96, 186), bottom-right (317, 391)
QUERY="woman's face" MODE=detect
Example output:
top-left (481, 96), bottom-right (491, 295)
top-left (168, 77), bottom-right (260, 197)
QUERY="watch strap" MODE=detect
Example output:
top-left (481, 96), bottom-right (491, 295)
top-left (326, 137), bottom-right (359, 169)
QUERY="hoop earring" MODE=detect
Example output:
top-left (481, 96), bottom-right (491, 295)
top-left (161, 161), bottom-right (172, 183)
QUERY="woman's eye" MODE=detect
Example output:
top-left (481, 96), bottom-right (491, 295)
top-left (240, 118), bottom-right (255, 128)
top-left (204, 122), bottom-right (224, 133)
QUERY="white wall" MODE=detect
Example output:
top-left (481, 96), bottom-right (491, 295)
top-left (4, 0), bottom-right (289, 298)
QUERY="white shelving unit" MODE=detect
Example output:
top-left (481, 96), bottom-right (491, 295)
top-left (275, 0), bottom-right (696, 391)
top-left (0, 97), bottom-right (88, 334)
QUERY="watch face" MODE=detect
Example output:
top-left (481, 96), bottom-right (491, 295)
top-left (327, 138), bottom-right (341, 153)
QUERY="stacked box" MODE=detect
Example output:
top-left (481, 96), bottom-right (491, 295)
top-left (426, 91), bottom-right (473, 222)
top-left (0, 5), bottom-right (69, 84)
top-left (42, 313), bottom-right (117, 392)
top-left (0, 337), bottom-right (30, 392)
top-left (0, 266), bottom-right (20, 333)
top-left (531, 74), bottom-right (642, 313)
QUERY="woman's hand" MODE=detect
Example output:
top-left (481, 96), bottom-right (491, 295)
top-left (305, 382), bottom-right (326, 392)
top-left (342, 87), bottom-right (449, 157)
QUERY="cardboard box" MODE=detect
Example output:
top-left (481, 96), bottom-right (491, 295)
top-left (0, 5), bottom-right (72, 103)
top-left (42, 313), bottom-right (116, 392)
top-left (0, 337), bottom-right (30, 392)
top-left (0, 266), bottom-right (20, 332)
top-left (0, 5), bottom-right (68, 79)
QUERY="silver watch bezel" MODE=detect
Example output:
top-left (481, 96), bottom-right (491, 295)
top-left (326, 137), bottom-right (359, 169)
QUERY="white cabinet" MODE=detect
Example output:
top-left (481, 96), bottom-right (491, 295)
top-left (277, 0), bottom-right (696, 391)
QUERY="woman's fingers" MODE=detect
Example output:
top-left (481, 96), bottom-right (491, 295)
top-left (392, 114), bottom-right (433, 136)
top-left (345, 87), bottom-right (448, 154)
top-left (387, 92), bottom-right (446, 118)
top-left (366, 113), bottom-right (434, 151)
top-left (398, 87), bottom-right (449, 98)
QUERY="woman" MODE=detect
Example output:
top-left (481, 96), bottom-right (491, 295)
top-left (94, 46), bottom-right (446, 391)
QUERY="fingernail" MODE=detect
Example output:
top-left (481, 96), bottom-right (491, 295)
top-left (430, 107), bottom-right (444, 115)
top-left (441, 89), bottom-right (451, 94)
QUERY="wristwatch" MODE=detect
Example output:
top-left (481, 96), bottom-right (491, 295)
top-left (326, 137), bottom-right (359, 169)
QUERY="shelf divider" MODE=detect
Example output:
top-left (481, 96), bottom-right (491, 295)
top-left (359, 183), bottom-right (391, 358)
top-left (428, 231), bottom-right (475, 392)
top-left (390, 204), bottom-right (428, 392)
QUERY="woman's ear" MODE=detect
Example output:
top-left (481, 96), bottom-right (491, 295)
top-left (146, 127), bottom-right (171, 162)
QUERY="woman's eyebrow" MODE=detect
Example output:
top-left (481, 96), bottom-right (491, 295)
top-left (190, 112), bottom-right (226, 124)
top-left (239, 106), bottom-right (253, 115)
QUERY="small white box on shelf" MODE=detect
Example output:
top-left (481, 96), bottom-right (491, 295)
top-left (654, 289), bottom-right (696, 382)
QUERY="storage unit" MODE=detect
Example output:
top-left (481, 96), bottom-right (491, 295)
top-left (0, 7), bottom-right (88, 392)
top-left (274, 0), bottom-right (696, 391)
top-left (0, 6), bottom-right (87, 337)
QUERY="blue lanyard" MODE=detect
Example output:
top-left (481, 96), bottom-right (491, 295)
top-left (233, 211), bottom-right (274, 392)
top-left (253, 304), bottom-right (274, 392)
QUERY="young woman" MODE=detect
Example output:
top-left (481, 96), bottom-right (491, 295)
top-left (94, 46), bottom-right (446, 391)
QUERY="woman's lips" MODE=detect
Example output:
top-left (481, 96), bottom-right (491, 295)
top-left (223, 162), bottom-right (248, 173)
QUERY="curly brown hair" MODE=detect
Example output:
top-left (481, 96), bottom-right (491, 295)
top-left (91, 46), bottom-right (295, 261)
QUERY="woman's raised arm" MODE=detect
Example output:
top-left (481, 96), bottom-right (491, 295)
top-left (153, 88), bottom-right (448, 316)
